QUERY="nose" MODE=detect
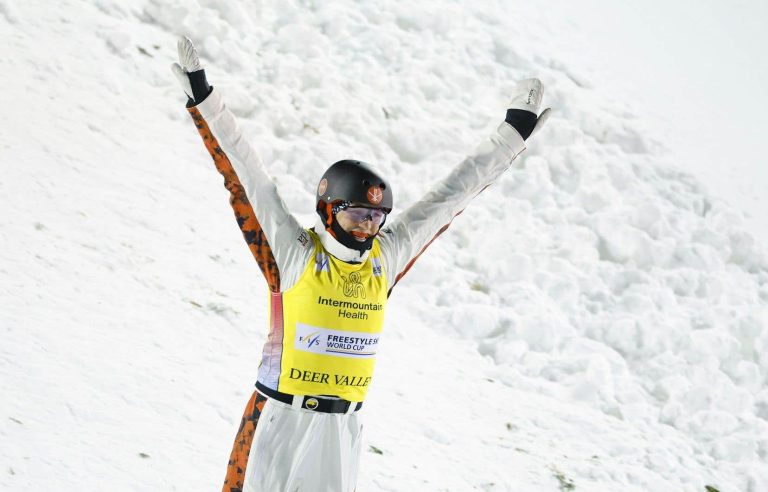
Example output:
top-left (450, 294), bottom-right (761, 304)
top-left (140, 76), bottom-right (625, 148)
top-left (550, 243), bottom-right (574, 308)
top-left (358, 220), bottom-right (377, 234)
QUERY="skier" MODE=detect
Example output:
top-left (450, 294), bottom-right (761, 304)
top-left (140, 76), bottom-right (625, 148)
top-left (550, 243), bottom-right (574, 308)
top-left (172, 36), bottom-right (550, 492)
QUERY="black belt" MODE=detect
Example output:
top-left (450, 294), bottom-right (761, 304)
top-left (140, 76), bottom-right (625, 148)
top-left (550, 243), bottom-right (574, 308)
top-left (256, 382), bottom-right (363, 414)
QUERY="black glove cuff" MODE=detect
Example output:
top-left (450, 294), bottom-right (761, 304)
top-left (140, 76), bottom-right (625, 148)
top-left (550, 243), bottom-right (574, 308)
top-left (505, 109), bottom-right (537, 140)
top-left (187, 69), bottom-right (212, 105)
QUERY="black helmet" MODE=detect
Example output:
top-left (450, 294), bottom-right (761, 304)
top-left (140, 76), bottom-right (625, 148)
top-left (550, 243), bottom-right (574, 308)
top-left (315, 160), bottom-right (393, 254)
top-left (315, 160), bottom-right (393, 212)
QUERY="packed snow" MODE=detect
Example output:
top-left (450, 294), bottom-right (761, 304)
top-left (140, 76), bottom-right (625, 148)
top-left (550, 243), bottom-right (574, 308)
top-left (2, 0), bottom-right (767, 491)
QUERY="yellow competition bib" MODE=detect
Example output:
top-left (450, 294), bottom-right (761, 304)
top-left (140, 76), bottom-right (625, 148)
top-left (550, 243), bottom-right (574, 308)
top-left (275, 230), bottom-right (388, 402)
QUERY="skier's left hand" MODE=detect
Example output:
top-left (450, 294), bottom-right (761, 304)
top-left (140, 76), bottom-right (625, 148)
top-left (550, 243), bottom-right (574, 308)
top-left (171, 36), bottom-right (211, 104)
top-left (505, 78), bottom-right (551, 141)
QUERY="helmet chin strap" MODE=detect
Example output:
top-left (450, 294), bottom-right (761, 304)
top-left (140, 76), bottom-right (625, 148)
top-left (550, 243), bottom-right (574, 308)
top-left (329, 218), bottom-right (376, 253)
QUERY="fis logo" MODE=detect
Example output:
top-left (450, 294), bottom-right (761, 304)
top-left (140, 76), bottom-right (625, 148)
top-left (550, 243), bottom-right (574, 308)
top-left (299, 331), bottom-right (321, 348)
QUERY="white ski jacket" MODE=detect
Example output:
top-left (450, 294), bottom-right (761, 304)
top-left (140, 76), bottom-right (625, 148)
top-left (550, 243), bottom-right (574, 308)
top-left (192, 88), bottom-right (527, 295)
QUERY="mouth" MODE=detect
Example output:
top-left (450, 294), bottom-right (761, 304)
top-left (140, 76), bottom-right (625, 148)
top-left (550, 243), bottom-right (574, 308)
top-left (350, 231), bottom-right (370, 242)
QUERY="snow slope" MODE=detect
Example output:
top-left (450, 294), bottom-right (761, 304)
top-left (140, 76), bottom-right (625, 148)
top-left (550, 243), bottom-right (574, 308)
top-left (2, 0), bottom-right (767, 491)
top-left (510, 0), bottom-right (768, 244)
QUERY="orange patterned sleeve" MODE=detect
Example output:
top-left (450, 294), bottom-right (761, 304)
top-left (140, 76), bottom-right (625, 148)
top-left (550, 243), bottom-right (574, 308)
top-left (187, 107), bottom-right (281, 293)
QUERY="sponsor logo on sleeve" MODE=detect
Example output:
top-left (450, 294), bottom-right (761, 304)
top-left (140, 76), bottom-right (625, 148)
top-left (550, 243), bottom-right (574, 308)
top-left (297, 231), bottom-right (310, 247)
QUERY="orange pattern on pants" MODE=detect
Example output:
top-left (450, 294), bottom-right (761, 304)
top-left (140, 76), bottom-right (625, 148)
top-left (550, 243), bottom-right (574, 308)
top-left (222, 391), bottom-right (268, 492)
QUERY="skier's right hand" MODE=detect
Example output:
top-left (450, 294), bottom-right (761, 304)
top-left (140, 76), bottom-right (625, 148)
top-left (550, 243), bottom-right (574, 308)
top-left (171, 36), bottom-right (212, 105)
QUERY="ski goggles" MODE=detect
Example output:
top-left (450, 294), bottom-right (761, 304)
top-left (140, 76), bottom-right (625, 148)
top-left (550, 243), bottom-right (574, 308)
top-left (340, 206), bottom-right (387, 226)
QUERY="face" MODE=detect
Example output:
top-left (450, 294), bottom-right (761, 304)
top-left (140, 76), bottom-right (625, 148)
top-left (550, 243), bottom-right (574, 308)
top-left (335, 206), bottom-right (387, 242)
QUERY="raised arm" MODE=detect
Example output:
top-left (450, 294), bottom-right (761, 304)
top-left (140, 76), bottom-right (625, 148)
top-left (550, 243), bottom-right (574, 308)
top-left (378, 79), bottom-right (550, 294)
top-left (173, 37), bottom-right (312, 292)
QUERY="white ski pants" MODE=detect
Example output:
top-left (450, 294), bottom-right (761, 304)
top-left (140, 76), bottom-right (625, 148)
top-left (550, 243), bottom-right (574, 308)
top-left (243, 398), bottom-right (364, 492)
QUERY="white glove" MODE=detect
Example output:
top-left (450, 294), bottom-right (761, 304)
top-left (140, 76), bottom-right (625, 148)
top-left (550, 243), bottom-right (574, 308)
top-left (507, 78), bottom-right (551, 140)
top-left (170, 36), bottom-right (206, 102)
